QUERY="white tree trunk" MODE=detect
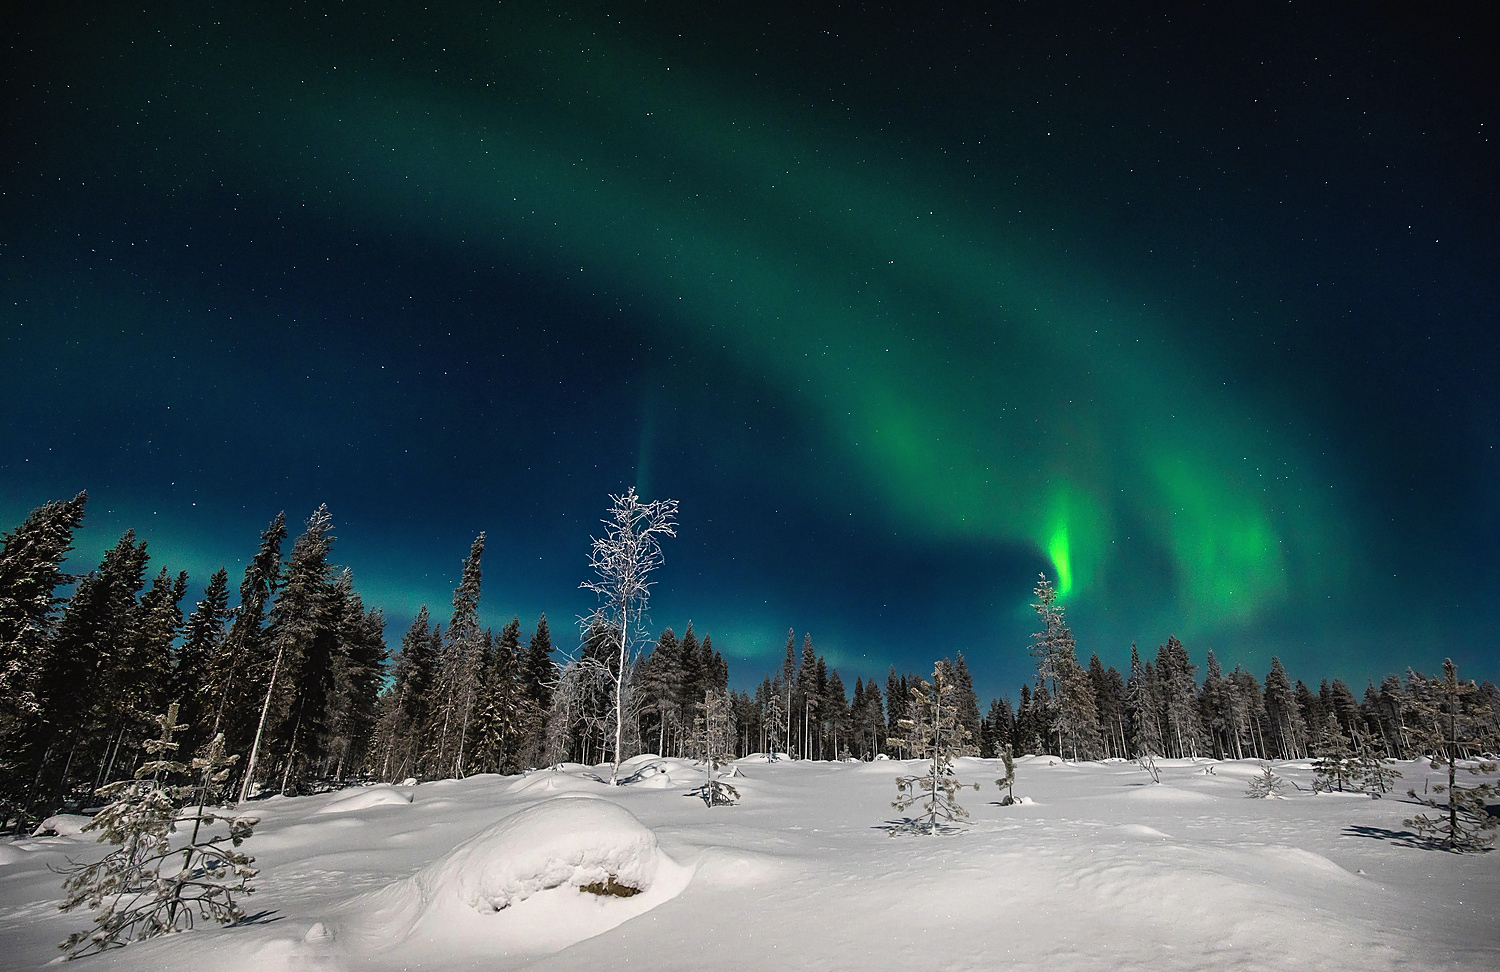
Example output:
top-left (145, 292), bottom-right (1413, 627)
top-left (239, 646), bottom-right (283, 804)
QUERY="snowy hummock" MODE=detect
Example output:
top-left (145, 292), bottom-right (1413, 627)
top-left (0, 756), bottom-right (1495, 971)
top-left (418, 795), bottom-right (663, 912)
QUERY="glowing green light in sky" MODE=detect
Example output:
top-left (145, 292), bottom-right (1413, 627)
top-left (122, 12), bottom-right (1349, 641)
top-left (1048, 522), bottom-right (1073, 598)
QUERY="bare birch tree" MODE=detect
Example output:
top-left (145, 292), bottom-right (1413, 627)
top-left (579, 488), bottom-right (678, 785)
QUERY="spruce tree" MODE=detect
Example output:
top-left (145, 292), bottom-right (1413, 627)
top-left (524, 614), bottom-right (555, 713)
top-left (891, 666), bottom-right (979, 835)
top-left (1264, 657), bottom-right (1306, 759)
top-left (443, 534), bottom-right (486, 778)
top-left (175, 568), bottom-right (230, 746)
top-left (1311, 713), bottom-right (1357, 792)
top-left (241, 507), bottom-right (332, 801)
top-left (0, 491), bottom-right (87, 730)
top-left (995, 744), bottom-right (1018, 805)
top-left (209, 514), bottom-right (285, 765)
top-left (1125, 643), bottom-right (1164, 758)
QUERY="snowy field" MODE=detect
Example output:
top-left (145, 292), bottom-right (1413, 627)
top-left (1, 755), bottom-right (1496, 971)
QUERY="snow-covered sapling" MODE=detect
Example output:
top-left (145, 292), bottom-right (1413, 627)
top-left (1246, 761), bottom-right (1287, 799)
top-left (694, 689), bottom-right (740, 807)
top-left (995, 744), bottom-right (1018, 805)
top-left (891, 666), bottom-right (979, 835)
top-left (1135, 750), bottom-right (1162, 784)
top-left (59, 707), bottom-right (258, 959)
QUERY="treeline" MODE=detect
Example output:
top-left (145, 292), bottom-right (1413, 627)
top-left (0, 495), bottom-right (386, 826)
top-left (4, 494), bottom-right (1497, 831)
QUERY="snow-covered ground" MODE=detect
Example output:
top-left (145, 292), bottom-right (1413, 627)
top-left (1, 755), bottom-right (1495, 970)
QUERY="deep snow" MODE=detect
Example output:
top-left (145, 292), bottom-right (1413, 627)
top-left (0, 755), bottom-right (1495, 971)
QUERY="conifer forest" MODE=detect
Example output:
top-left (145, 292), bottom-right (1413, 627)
top-left (3, 491), bottom-right (1495, 833)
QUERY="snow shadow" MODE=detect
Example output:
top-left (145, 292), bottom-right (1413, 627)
top-left (1341, 824), bottom-right (1476, 852)
top-left (873, 817), bottom-right (967, 837)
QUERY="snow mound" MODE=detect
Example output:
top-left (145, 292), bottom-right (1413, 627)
top-left (315, 785), bottom-right (413, 814)
top-left (505, 770), bottom-right (610, 795)
top-left (1122, 784), bottom-right (1215, 803)
top-left (32, 813), bottom-right (91, 837)
top-left (346, 795), bottom-right (691, 962)
top-left (429, 796), bottom-right (662, 911)
top-left (0, 842), bottom-right (29, 864)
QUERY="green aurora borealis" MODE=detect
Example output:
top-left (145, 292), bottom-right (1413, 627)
top-left (3, 3), bottom-right (1495, 694)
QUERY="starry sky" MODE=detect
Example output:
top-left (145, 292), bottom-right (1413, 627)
top-left (3, 3), bottom-right (1496, 699)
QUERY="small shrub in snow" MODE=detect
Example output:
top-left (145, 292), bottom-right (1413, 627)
top-left (1246, 762), bottom-right (1287, 799)
top-left (891, 666), bottom-right (978, 835)
top-left (58, 708), bottom-right (257, 959)
top-left (1135, 750), bottom-right (1162, 784)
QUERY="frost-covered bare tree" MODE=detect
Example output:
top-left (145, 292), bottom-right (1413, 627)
top-left (579, 488), bottom-right (677, 785)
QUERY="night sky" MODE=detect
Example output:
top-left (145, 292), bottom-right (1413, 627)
top-left (4, 3), bottom-right (1496, 699)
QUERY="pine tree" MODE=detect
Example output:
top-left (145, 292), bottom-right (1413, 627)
top-left (1125, 643), bottom-right (1164, 758)
top-left (994, 744), bottom-right (1018, 805)
top-left (891, 666), bottom-right (979, 835)
top-left (175, 568), bottom-right (230, 747)
top-left (0, 492), bottom-right (87, 732)
top-left (1350, 726), bottom-right (1401, 795)
top-left (1264, 657), bottom-right (1306, 759)
top-left (241, 507), bottom-right (333, 801)
top-left (209, 514), bottom-right (285, 765)
top-left (442, 534), bottom-right (486, 778)
top-left (524, 614), bottom-right (555, 715)
top-left (1311, 713), bottom-right (1357, 793)
top-left (1403, 659), bottom-right (1499, 852)
top-left (58, 705), bottom-right (257, 958)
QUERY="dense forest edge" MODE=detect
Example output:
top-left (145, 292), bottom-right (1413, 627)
top-left (2, 491), bottom-right (1496, 835)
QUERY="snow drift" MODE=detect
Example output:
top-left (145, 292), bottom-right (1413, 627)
top-left (428, 795), bottom-right (662, 910)
top-left (341, 793), bottom-right (691, 964)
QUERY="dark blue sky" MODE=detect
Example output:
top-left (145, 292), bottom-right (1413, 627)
top-left (3, 3), bottom-right (1496, 700)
